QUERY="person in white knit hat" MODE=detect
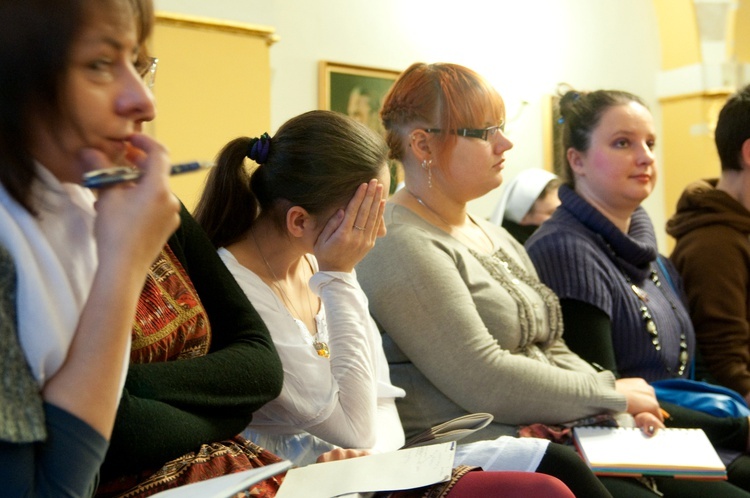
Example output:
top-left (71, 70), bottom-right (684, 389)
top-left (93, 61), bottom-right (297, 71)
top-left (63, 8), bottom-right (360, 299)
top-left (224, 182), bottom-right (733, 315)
top-left (490, 168), bottom-right (561, 244)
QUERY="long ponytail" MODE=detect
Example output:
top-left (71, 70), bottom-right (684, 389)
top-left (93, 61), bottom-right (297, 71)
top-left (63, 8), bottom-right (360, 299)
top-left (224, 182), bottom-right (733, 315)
top-left (194, 137), bottom-right (258, 248)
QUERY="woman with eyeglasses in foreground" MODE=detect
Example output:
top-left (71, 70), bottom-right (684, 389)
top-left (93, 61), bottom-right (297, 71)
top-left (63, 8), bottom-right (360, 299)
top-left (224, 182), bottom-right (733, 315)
top-left (0, 0), bottom-right (180, 495)
top-left (355, 62), bottom-right (750, 497)
top-left (0, 1), bottom-right (286, 496)
top-left (73, 11), bottom-right (286, 498)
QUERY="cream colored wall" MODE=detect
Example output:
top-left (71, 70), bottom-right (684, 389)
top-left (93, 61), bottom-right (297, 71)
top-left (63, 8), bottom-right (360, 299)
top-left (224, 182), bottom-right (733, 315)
top-left (733, 1), bottom-right (750, 61)
top-left (660, 94), bottom-right (726, 233)
top-left (653, 0), bottom-right (750, 251)
top-left (154, 0), bottom-right (666, 246)
top-left (654, 0), bottom-right (702, 70)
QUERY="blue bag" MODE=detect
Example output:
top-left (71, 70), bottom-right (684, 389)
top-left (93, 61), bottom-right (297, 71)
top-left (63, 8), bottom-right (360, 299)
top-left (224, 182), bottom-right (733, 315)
top-left (651, 378), bottom-right (750, 418)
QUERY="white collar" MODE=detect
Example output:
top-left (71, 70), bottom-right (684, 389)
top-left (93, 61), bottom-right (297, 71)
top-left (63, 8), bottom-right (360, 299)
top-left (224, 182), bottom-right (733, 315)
top-left (0, 165), bottom-right (97, 385)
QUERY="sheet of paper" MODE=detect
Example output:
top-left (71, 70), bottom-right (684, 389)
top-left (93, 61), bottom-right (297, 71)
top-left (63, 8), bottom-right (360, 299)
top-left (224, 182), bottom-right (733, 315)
top-left (276, 442), bottom-right (456, 498)
top-left (149, 460), bottom-right (292, 498)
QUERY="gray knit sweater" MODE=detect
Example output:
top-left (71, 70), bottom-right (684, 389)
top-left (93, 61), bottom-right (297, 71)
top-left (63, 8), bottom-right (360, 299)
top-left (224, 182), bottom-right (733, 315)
top-left (0, 244), bottom-right (46, 443)
top-left (357, 203), bottom-right (626, 441)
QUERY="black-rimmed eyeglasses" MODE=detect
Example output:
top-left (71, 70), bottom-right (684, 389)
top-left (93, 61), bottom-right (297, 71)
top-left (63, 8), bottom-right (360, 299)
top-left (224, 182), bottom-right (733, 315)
top-left (423, 124), bottom-right (504, 142)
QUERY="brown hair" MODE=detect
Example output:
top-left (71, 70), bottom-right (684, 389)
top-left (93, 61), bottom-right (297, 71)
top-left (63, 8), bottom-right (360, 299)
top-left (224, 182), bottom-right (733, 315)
top-left (195, 110), bottom-right (388, 248)
top-left (557, 89), bottom-right (646, 186)
top-left (380, 62), bottom-right (505, 162)
top-left (0, 0), bottom-right (153, 213)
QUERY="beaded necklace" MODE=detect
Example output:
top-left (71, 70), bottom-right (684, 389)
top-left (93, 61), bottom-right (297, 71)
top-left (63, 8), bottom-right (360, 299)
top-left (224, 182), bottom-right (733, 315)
top-left (621, 264), bottom-right (688, 376)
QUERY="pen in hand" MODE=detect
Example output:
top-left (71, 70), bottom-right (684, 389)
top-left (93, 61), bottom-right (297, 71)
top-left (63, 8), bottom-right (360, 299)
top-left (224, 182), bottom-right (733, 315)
top-left (82, 161), bottom-right (213, 189)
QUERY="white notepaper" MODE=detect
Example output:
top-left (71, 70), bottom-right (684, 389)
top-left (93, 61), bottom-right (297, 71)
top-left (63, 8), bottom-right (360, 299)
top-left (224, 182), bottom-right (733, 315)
top-left (276, 442), bottom-right (457, 498)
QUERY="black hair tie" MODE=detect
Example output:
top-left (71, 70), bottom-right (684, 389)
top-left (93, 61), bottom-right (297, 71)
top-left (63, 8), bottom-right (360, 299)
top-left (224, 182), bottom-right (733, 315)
top-left (247, 132), bottom-right (271, 164)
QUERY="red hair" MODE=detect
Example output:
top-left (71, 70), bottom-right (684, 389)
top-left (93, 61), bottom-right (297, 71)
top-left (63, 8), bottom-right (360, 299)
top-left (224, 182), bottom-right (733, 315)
top-left (380, 62), bottom-right (505, 161)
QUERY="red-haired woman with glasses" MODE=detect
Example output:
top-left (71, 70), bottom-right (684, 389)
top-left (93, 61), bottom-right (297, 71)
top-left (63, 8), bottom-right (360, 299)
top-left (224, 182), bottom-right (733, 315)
top-left (357, 62), bottom-right (750, 497)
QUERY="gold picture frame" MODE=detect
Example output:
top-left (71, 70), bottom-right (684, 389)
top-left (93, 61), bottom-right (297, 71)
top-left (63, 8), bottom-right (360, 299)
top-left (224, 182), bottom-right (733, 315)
top-left (318, 61), bottom-right (403, 191)
top-left (542, 93), bottom-right (564, 176)
top-left (318, 61), bottom-right (401, 137)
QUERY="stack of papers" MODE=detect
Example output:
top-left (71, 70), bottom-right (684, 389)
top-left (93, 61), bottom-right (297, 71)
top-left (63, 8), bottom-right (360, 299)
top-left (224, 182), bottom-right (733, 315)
top-left (149, 442), bottom-right (457, 498)
top-left (278, 442), bottom-right (456, 498)
top-left (402, 413), bottom-right (494, 448)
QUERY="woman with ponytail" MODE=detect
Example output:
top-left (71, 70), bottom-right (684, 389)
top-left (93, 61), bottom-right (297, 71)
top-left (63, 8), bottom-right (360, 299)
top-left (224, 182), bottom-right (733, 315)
top-left (195, 110), bottom-right (404, 465)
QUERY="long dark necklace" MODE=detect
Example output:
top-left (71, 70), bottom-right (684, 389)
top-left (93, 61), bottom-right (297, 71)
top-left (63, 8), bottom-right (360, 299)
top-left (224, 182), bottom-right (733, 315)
top-left (625, 268), bottom-right (689, 376)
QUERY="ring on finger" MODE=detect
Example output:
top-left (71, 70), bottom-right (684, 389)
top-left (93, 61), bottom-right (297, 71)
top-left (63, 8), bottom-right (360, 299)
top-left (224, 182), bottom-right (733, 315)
top-left (648, 425), bottom-right (655, 434)
top-left (354, 224), bottom-right (366, 231)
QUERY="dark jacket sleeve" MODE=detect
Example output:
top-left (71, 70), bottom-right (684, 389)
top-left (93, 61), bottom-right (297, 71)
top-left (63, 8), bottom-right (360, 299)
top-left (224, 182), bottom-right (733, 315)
top-left (2, 404), bottom-right (108, 498)
top-left (101, 204), bottom-right (283, 476)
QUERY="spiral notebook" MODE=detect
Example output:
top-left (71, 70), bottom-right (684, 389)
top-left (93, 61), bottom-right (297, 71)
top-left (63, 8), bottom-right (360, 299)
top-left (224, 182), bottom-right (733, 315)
top-left (572, 426), bottom-right (727, 480)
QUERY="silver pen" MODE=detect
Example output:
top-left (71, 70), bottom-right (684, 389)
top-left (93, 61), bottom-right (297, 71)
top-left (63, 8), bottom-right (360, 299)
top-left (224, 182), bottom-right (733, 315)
top-left (82, 161), bottom-right (212, 189)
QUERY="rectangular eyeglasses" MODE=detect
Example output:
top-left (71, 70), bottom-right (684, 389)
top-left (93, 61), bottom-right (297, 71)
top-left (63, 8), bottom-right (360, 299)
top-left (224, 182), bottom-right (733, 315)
top-left (423, 124), bottom-right (504, 141)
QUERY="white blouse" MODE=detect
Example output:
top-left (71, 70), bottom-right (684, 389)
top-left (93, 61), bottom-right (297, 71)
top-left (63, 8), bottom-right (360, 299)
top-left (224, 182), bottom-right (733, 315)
top-left (218, 249), bottom-right (405, 466)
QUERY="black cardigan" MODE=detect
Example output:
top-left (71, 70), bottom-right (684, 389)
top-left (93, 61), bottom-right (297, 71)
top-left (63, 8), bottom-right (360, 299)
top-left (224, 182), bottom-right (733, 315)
top-left (101, 204), bottom-right (283, 477)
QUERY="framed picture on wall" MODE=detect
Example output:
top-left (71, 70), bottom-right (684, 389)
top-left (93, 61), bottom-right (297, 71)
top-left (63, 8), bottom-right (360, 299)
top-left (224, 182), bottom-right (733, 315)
top-left (318, 61), bottom-right (401, 138)
top-left (318, 61), bottom-right (403, 191)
